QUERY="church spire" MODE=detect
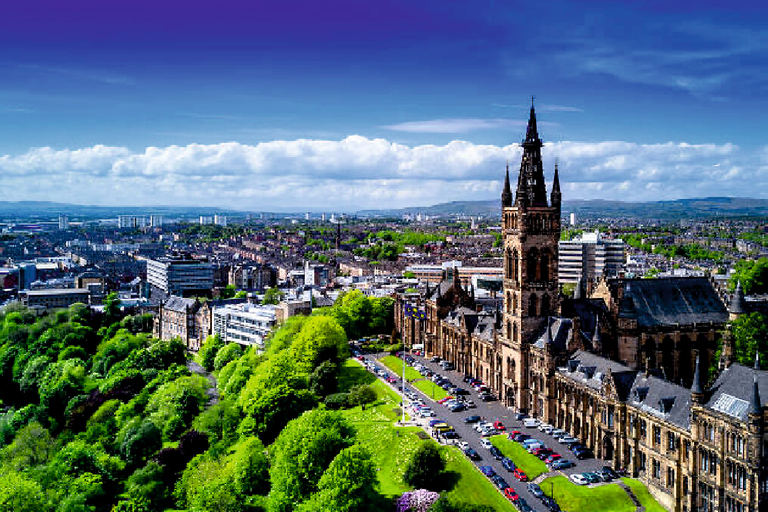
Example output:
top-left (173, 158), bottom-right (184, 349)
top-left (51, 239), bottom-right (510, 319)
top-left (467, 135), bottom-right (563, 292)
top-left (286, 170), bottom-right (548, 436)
top-left (515, 100), bottom-right (548, 208)
top-left (691, 353), bottom-right (704, 403)
top-left (551, 161), bottom-right (562, 210)
top-left (501, 161), bottom-right (512, 208)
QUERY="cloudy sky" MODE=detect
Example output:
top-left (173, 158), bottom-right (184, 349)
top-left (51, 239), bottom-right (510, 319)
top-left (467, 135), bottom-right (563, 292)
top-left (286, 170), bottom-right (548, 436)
top-left (2, 0), bottom-right (768, 211)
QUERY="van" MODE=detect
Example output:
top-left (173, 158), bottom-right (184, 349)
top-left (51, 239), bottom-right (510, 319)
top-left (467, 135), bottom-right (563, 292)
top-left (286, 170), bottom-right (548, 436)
top-left (522, 438), bottom-right (543, 449)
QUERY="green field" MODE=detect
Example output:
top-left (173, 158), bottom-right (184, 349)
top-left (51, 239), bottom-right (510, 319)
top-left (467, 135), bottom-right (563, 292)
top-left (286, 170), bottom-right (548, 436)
top-left (621, 478), bottom-right (667, 512)
top-left (490, 435), bottom-right (549, 479)
top-left (338, 360), bottom-right (515, 509)
top-left (541, 475), bottom-right (636, 512)
top-left (380, 355), bottom-right (424, 381)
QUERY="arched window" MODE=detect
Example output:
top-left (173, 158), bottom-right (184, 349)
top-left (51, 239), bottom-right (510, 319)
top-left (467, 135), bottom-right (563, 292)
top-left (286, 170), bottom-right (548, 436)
top-left (529, 294), bottom-right (537, 317)
top-left (512, 249), bottom-right (519, 282)
top-left (541, 294), bottom-right (550, 317)
top-left (513, 322), bottom-right (518, 343)
top-left (540, 250), bottom-right (550, 282)
top-left (505, 248), bottom-right (512, 278)
top-left (527, 248), bottom-right (539, 281)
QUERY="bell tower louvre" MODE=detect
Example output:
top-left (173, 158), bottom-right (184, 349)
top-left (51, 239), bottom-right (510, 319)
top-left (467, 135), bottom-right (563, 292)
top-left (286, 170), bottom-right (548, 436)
top-left (500, 100), bottom-right (562, 412)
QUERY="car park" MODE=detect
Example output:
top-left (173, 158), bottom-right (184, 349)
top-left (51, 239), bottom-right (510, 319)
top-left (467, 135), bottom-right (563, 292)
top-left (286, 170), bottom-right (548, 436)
top-left (526, 483), bottom-right (544, 499)
top-left (501, 457), bottom-right (516, 472)
top-left (513, 468), bottom-right (528, 481)
top-left (569, 473), bottom-right (588, 485)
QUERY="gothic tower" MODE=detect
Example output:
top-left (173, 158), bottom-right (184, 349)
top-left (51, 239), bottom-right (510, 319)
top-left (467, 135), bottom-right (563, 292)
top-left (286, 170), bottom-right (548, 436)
top-left (500, 101), bottom-right (561, 413)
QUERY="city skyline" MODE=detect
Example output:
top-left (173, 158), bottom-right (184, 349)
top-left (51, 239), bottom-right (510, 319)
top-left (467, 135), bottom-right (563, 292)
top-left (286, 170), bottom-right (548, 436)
top-left (2, 0), bottom-right (768, 209)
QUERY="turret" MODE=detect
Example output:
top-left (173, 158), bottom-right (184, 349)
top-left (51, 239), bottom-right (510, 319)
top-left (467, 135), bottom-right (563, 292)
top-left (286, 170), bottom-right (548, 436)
top-left (551, 162), bottom-right (562, 211)
top-left (691, 353), bottom-right (704, 404)
top-left (501, 162), bottom-right (513, 208)
top-left (729, 281), bottom-right (746, 321)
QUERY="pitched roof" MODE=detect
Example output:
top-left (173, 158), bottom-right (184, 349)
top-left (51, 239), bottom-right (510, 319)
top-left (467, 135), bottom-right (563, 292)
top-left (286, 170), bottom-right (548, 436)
top-left (164, 295), bottom-right (198, 312)
top-left (619, 277), bottom-right (727, 327)
top-left (706, 363), bottom-right (768, 421)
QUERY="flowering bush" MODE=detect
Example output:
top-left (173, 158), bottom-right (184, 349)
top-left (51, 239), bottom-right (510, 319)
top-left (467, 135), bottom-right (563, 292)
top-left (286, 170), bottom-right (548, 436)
top-left (396, 489), bottom-right (440, 512)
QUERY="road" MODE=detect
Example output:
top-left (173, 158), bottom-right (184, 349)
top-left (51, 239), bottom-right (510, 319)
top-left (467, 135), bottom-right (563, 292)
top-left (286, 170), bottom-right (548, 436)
top-left (363, 350), bottom-right (615, 512)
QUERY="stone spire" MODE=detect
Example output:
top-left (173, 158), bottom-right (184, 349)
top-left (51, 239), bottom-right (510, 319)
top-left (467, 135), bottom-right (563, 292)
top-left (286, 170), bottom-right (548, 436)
top-left (551, 161), bottom-right (562, 210)
top-left (515, 101), bottom-right (548, 208)
top-left (501, 161), bottom-right (513, 208)
top-left (574, 273), bottom-right (585, 300)
top-left (691, 353), bottom-right (704, 403)
top-left (750, 374), bottom-right (762, 416)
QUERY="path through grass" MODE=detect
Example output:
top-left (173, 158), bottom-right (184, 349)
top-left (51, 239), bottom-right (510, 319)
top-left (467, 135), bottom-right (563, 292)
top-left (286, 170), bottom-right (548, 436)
top-left (621, 478), bottom-right (667, 512)
top-left (541, 475), bottom-right (636, 512)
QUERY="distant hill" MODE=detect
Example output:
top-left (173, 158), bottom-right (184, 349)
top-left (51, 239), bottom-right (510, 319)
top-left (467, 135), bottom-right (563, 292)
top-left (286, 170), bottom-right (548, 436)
top-left (0, 201), bottom-right (244, 221)
top-left (357, 197), bottom-right (768, 220)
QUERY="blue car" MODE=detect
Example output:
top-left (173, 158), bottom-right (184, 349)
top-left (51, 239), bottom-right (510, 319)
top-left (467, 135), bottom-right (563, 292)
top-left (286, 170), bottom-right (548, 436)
top-left (501, 457), bottom-right (516, 472)
top-left (479, 465), bottom-right (496, 477)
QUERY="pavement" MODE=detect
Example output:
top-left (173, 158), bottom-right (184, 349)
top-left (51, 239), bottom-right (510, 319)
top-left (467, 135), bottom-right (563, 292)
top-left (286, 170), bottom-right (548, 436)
top-left (361, 350), bottom-right (624, 512)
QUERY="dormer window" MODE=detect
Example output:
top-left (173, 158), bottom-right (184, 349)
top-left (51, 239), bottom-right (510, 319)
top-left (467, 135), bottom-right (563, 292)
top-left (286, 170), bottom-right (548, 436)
top-left (635, 387), bottom-right (649, 402)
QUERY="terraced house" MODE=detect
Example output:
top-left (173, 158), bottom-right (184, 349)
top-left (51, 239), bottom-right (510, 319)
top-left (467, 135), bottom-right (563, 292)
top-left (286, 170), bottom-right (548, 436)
top-left (395, 104), bottom-right (767, 511)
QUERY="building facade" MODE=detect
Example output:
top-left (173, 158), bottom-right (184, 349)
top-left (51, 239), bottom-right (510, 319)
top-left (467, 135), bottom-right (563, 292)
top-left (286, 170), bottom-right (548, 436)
top-left (558, 230), bottom-right (625, 285)
top-left (394, 104), bottom-right (765, 512)
top-left (212, 303), bottom-right (276, 349)
top-left (146, 254), bottom-right (214, 300)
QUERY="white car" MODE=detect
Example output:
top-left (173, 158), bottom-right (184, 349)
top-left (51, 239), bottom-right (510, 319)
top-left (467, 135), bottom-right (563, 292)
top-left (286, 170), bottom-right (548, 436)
top-left (523, 418), bottom-right (541, 428)
top-left (569, 474), bottom-right (589, 485)
top-left (419, 408), bottom-right (435, 418)
top-left (458, 441), bottom-right (470, 451)
top-left (539, 423), bottom-right (554, 434)
top-left (560, 436), bottom-right (579, 445)
top-left (480, 438), bottom-right (493, 450)
top-left (551, 429), bottom-right (567, 438)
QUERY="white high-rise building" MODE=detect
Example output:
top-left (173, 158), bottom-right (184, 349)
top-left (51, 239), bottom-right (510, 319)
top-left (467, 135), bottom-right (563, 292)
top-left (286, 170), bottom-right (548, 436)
top-left (149, 215), bottom-right (164, 227)
top-left (214, 214), bottom-right (227, 227)
top-left (558, 231), bottom-right (625, 284)
top-left (58, 215), bottom-right (69, 230)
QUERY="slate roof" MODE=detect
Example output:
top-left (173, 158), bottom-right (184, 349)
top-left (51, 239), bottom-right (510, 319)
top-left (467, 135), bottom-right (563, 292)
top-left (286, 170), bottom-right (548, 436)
top-left (560, 350), bottom-right (692, 429)
top-left (620, 277), bottom-right (727, 327)
top-left (164, 295), bottom-right (198, 312)
top-left (705, 363), bottom-right (768, 421)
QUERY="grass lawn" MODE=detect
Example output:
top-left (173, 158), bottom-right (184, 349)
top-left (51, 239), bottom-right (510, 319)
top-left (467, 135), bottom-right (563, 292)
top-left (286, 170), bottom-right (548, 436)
top-left (541, 475), bottom-right (636, 512)
top-left (338, 359), bottom-right (377, 392)
top-left (380, 355), bottom-right (423, 381)
top-left (621, 478), bottom-right (667, 512)
top-left (490, 435), bottom-right (548, 479)
top-left (338, 361), bottom-right (514, 509)
top-left (412, 379), bottom-right (449, 400)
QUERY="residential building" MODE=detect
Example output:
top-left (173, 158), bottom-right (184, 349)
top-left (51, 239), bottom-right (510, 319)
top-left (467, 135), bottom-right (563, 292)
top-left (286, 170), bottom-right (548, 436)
top-left (153, 295), bottom-right (212, 350)
top-left (20, 288), bottom-right (90, 309)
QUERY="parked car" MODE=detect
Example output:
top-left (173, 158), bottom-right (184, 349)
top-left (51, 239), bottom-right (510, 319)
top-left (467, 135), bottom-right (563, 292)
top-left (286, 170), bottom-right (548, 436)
top-left (582, 472), bottom-right (601, 484)
top-left (493, 421), bottom-right (506, 431)
top-left (550, 459), bottom-right (576, 470)
top-left (513, 468), bottom-right (528, 481)
top-left (492, 475), bottom-right (510, 490)
top-left (526, 483), bottom-right (544, 499)
top-left (442, 430), bottom-right (460, 439)
top-left (479, 465), bottom-right (496, 477)
top-left (513, 433), bottom-right (530, 442)
top-left (596, 467), bottom-right (615, 481)
top-left (489, 446), bottom-right (503, 460)
top-left (573, 447), bottom-right (593, 460)
top-left (544, 453), bottom-right (562, 464)
top-left (538, 423), bottom-right (554, 434)
top-left (503, 488), bottom-right (519, 502)
top-left (464, 447), bottom-right (481, 460)
top-left (464, 415), bottom-right (481, 423)
top-left (458, 441), bottom-right (470, 451)
top-left (508, 430), bottom-right (521, 440)
top-left (559, 436), bottom-right (579, 445)
top-left (523, 418), bottom-right (541, 428)
top-left (449, 403), bottom-right (467, 412)
top-left (542, 496), bottom-right (561, 511)
top-left (569, 473), bottom-right (588, 485)
top-left (428, 419), bottom-right (446, 427)
top-left (501, 457), bottom-right (516, 472)
top-left (515, 412), bottom-right (528, 421)
top-left (601, 466), bottom-right (619, 480)
top-left (480, 438), bottom-right (493, 450)
top-left (479, 392), bottom-right (496, 401)
top-left (516, 497), bottom-right (534, 512)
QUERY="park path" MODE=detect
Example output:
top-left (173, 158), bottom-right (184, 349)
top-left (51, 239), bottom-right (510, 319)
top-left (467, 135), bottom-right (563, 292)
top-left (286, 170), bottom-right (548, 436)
top-left (617, 480), bottom-right (645, 512)
top-left (187, 359), bottom-right (220, 408)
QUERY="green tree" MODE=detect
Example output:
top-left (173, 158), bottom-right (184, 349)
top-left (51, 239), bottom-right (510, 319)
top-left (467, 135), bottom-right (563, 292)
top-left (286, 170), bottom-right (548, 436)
top-left (309, 360), bottom-right (339, 397)
top-left (0, 472), bottom-right (47, 512)
top-left (263, 287), bottom-right (284, 305)
top-left (295, 445), bottom-right (378, 512)
top-left (103, 292), bottom-right (122, 326)
top-left (731, 312), bottom-right (768, 367)
top-left (289, 315), bottom-right (347, 373)
top-left (199, 334), bottom-right (226, 372)
top-left (730, 258), bottom-right (768, 295)
top-left (238, 384), bottom-right (316, 443)
top-left (348, 384), bottom-right (376, 407)
top-left (120, 420), bottom-right (163, 467)
top-left (214, 343), bottom-right (243, 372)
top-left (1, 421), bottom-right (53, 470)
top-left (403, 442), bottom-right (445, 490)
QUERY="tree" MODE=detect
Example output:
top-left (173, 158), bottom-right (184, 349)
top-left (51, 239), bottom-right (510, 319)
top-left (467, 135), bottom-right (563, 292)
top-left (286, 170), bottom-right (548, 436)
top-left (348, 384), bottom-right (376, 407)
top-left (403, 442), bottom-right (445, 490)
top-left (103, 292), bottom-right (122, 326)
top-left (214, 343), bottom-right (243, 372)
top-left (238, 384), bottom-right (316, 444)
top-left (290, 315), bottom-right (348, 373)
top-left (295, 445), bottom-right (378, 512)
top-left (730, 258), bottom-right (768, 295)
top-left (730, 312), bottom-right (768, 367)
top-left (309, 360), bottom-right (339, 397)
top-left (1, 421), bottom-right (53, 470)
top-left (120, 420), bottom-right (163, 467)
top-left (0, 472), bottom-right (47, 512)
top-left (263, 287), bottom-right (284, 305)
top-left (199, 335), bottom-right (226, 372)
top-left (268, 409), bottom-right (355, 510)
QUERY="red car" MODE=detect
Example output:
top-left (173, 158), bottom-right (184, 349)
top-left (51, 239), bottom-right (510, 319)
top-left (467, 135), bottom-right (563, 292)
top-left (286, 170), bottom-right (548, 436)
top-left (513, 468), bottom-right (528, 482)
top-left (533, 447), bottom-right (553, 458)
top-left (545, 453), bottom-right (562, 464)
top-left (504, 488), bottom-right (519, 502)
top-left (508, 430), bottom-right (521, 440)
top-left (494, 421), bottom-right (506, 431)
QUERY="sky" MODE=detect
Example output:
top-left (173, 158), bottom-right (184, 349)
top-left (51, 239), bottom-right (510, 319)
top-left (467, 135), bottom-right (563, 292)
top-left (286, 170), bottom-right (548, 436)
top-left (2, 0), bottom-right (768, 211)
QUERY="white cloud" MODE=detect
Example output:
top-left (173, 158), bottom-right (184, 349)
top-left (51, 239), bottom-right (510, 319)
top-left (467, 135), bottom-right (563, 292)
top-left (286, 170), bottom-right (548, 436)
top-left (382, 118), bottom-right (525, 133)
top-left (0, 136), bottom-right (764, 210)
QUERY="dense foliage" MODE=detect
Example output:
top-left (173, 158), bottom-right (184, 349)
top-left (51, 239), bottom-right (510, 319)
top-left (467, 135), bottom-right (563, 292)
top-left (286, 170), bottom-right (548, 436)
top-left (730, 258), bottom-right (768, 294)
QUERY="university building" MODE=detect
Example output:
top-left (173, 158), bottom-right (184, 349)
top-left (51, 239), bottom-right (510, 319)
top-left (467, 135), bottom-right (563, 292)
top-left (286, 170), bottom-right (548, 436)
top-left (395, 104), bottom-right (766, 512)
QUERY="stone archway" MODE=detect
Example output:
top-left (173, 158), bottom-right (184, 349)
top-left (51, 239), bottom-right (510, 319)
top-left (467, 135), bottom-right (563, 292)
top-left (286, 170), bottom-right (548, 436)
top-left (603, 435), bottom-right (614, 461)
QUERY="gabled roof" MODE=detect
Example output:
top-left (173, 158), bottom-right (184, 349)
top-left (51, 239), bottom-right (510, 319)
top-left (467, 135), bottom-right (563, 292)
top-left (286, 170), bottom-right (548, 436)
top-left (706, 363), bottom-right (768, 421)
top-left (629, 372), bottom-right (692, 429)
top-left (619, 277), bottom-right (727, 327)
top-left (164, 295), bottom-right (198, 313)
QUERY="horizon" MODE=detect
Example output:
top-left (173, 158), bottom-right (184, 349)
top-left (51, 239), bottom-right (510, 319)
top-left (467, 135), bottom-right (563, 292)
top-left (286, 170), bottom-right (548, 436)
top-left (2, 1), bottom-right (768, 209)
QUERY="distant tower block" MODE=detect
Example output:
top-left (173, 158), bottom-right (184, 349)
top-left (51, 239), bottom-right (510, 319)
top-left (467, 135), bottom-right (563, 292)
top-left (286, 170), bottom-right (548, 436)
top-left (569, 213), bottom-right (576, 226)
top-left (58, 215), bottom-right (69, 230)
top-left (214, 215), bottom-right (227, 227)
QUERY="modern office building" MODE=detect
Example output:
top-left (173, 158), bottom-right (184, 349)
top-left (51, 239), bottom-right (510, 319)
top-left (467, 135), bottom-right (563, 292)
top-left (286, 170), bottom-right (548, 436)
top-left (559, 230), bottom-right (625, 285)
top-left (146, 254), bottom-right (214, 299)
top-left (212, 303), bottom-right (276, 348)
